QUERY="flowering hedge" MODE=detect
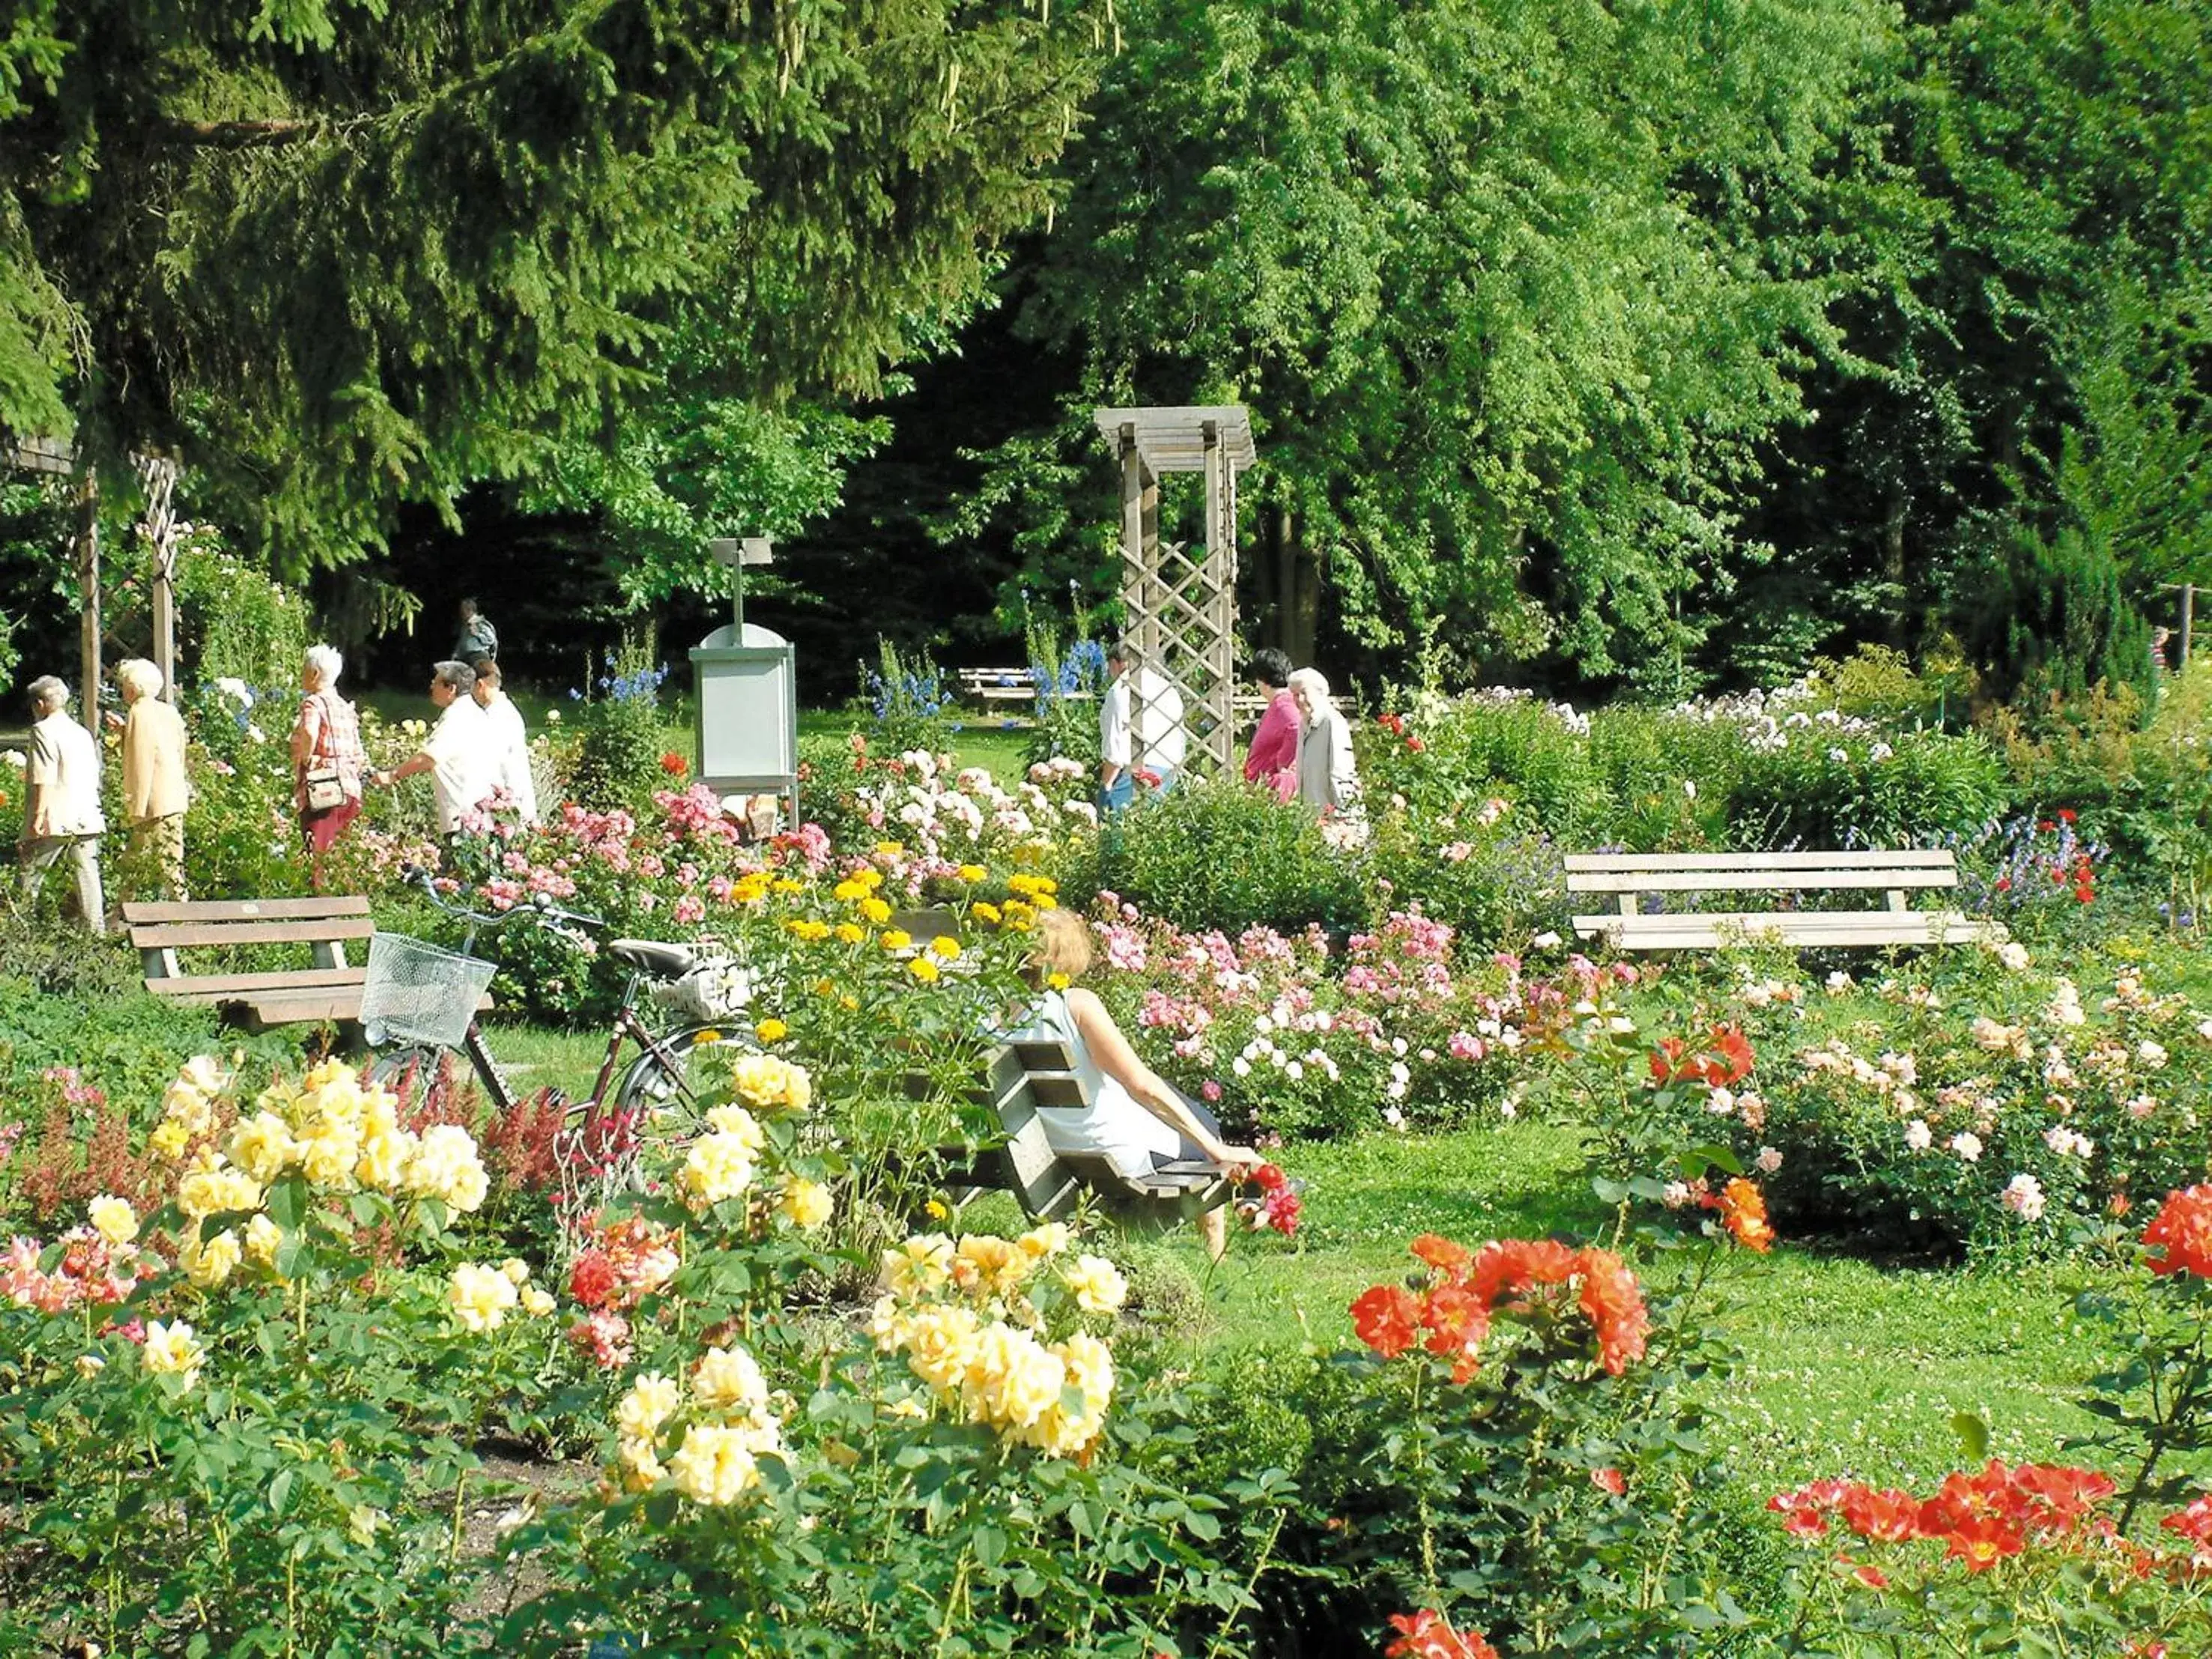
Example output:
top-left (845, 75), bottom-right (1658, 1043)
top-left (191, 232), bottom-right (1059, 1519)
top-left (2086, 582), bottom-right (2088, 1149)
top-left (1574, 939), bottom-right (2212, 1256)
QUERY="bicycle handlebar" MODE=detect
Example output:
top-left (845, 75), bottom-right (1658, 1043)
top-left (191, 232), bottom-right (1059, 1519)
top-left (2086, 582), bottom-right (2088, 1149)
top-left (400, 865), bottom-right (607, 934)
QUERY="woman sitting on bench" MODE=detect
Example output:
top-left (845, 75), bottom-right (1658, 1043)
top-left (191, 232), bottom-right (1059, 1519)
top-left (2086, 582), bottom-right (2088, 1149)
top-left (1016, 909), bottom-right (1265, 1258)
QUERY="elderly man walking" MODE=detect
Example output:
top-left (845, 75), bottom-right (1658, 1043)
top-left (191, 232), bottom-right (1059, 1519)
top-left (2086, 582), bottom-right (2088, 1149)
top-left (1098, 640), bottom-right (1186, 813)
top-left (370, 661), bottom-right (495, 839)
top-left (17, 674), bottom-right (108, 931)
top-left (469, 658), bottom-right (538, 824)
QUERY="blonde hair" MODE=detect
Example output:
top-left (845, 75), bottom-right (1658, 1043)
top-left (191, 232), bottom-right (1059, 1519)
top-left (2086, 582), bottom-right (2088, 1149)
top-left (1028, 908), bottom-right (1094, 986)
top-left (115, 658), bottom-right (163, 700)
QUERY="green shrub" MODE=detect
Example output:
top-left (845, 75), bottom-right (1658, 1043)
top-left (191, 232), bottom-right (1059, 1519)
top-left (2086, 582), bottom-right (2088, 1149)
top-left (573, 638), bottom-right (673, 810)
top-left (1059, 776), bottom-right (1367, 935)
top-left (1363, 807), bottom-right (1571, 948)
top-left (1231, 1231), bottom-right (1775, 1655)
top-left (1735, 725), bottom-right (2009, 850)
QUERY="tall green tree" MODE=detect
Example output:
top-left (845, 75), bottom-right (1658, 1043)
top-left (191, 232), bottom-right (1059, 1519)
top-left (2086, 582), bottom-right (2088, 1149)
top-left (1736, 0), bottom-right (2212, 699)
top-left (0, 0), bottom-right (1105, 572)
top-left (956, 0), bottom-right (1905, 679)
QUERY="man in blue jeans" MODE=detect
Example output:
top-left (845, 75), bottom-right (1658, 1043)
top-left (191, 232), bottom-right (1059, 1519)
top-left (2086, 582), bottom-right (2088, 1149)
top-left (1097, 640), bottom-right (1186, 812)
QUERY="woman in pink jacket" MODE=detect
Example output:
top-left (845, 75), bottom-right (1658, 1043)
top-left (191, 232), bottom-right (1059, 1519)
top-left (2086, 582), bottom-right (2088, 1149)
top-left (1241, 647), bottom-right (1300, 801)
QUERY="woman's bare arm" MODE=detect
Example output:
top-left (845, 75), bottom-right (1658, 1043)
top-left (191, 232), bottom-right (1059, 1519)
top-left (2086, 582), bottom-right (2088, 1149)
top-left (1064, 988), bottom-right (1262, 1174)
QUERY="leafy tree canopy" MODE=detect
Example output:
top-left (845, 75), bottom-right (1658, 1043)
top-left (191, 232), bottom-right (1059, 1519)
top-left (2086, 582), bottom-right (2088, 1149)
top-left (0, 0), bottom-right (1104, 574)
top-left (971, 0), bottom-right (1906, 678)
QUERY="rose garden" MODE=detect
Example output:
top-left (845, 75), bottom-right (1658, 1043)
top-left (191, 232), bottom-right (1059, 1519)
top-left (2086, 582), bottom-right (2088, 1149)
top-left (6, 1), bottom-right (2212, 1652)
top-left (0, 643), bottom-right (2208, 1657)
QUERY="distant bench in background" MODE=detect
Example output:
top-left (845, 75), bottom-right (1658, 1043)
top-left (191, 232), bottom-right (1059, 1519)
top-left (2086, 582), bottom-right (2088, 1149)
top-left (1567, 850), bottom-right (2007, 953)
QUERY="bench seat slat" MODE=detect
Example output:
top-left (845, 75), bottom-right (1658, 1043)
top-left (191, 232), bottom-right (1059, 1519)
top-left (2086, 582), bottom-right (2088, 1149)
top-left (1563, 850), bottom-right (1955, 872)
top-left (145, 966), bottom-right (369, 999)
top-left (128, 917), bottom-right (378, 949)
top-left (121, 897), bottom-right (372, 924)
top-left (1575, 912), bottom-right (2003, 949)
top-left (1567, 868), bottom-right (1957, 893)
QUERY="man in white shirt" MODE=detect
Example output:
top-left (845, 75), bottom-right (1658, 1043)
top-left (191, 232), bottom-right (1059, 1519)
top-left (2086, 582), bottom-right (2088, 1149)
top-left (468, 659), bottom-right (538, 823)
top-left (16, 674), bottom-right (107, 931)
top-left (1098, 641), bottom-right (1187, 812)
top-left (372, 661), bottom-right (495, 837)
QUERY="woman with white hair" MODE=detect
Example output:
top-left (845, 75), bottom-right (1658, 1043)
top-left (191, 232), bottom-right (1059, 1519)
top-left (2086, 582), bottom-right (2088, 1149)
top-left (289, 643), bottom-right (366, 886)
top-left (115, 658), bottom-right (190, 898)
top-left (1289, 667), bottom-right (1358, 814)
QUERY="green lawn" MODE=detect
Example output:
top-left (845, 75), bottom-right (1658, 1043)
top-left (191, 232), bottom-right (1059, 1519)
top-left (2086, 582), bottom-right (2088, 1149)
top-left (480, 1007), bottom-right (2123, 1499)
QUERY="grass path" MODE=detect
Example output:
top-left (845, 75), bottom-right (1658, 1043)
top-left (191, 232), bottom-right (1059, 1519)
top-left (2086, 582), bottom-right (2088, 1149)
top-left (1173, 1125), bottom-right (2112, 1493)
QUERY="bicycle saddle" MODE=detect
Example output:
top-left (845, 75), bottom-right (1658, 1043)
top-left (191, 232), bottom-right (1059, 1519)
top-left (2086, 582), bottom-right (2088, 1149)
top-left (607, 938), bottom-right (701, 980)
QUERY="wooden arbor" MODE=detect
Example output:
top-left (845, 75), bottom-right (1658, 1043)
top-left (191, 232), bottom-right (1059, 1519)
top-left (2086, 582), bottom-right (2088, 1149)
top-left (1091, 405), bottom-right (1256, 771)
top-left (2, 438), bottom-right (183, 727)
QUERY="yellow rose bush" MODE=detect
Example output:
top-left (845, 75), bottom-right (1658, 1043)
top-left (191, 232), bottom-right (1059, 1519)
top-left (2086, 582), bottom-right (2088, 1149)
top-left (0, 1055), bottom-right (570, 1655)
top-left (499, 1215), bottom-right (1258, 1657)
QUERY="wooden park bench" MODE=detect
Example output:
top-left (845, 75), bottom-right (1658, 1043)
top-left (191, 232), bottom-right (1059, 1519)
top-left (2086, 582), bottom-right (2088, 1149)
top-left (937, 1038), bottom-right (1230, 1226)
top-left (956, 667), bottom-right (1046, 709)
top-left (1567, 850), bottom-right (2007, 953)
top-left (123, 896), bottom-right (488, 1033)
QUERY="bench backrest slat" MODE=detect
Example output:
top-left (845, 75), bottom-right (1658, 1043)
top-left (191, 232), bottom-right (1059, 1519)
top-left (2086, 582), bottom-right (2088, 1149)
top-left (122, 897), bottom-right (372, 924)
top-left (1563, 850), bottom-right (1954, 872)
top-left (127, 917), bottom-right (378, 950)
top-left (1008, 1038), bottom-right (1079, 1074)
top-left (1569, 867), bottom-right (1957, 893)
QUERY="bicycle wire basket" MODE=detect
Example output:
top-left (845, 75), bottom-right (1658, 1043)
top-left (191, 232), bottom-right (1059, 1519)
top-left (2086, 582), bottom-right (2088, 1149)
top-left (360, 932), bottom-right (498, 1049)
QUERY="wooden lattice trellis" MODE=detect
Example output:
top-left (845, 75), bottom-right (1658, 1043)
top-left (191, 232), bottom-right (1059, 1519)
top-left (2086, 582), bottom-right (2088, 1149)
top-left (3, 437), bottom-right (184, 723)
top-left (1091, 406), bottom-right (1256, 772)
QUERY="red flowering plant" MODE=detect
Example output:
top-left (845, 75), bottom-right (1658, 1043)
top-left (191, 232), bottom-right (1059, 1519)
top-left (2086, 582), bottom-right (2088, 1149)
top-left (1760, 1184), bottom-right (2212, 1652)
top-left (1265, 1228), bottom-right (1754, 1654)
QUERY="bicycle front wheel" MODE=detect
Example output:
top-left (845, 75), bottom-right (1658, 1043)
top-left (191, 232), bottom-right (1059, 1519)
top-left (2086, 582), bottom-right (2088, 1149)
top-left (369, 1044), bottom-right (452, 1106)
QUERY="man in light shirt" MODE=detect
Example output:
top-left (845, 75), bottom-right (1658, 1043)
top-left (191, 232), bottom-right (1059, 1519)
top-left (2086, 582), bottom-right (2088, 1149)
top-left (372, 661), bottom-right (494, 837)
top-left (468, 658), bottom-right (538, 823)
top-left (16, 674), bottom-right (107, 931)
top-left (1098, 640), bottom-right (1187, 812)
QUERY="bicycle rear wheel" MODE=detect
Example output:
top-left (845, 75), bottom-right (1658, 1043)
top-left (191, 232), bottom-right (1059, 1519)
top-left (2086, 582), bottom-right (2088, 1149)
top-left (615, 1023), bottom-right (758, 1124)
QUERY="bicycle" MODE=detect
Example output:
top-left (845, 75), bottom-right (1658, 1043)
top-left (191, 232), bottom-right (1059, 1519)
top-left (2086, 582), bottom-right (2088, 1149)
top-left (362, 868), bottom-right (757, 1193)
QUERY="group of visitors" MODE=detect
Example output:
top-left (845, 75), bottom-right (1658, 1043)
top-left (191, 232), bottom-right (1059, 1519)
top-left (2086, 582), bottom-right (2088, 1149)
top-left (16, 661), bottom-right (190, 933)
top-left (1242, 648), bottom-right (1357, 814)
top-left (13, 601), bottom-right (534, 927)
top-left (1096, 639), bottom-right (1359, 818)
top-left (298, 601), bottom-right (537, 883)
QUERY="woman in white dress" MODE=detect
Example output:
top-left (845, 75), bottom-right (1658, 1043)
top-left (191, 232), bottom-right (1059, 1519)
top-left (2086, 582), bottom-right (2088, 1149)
top-left (1016, 909), bottom-right (1263, 1258)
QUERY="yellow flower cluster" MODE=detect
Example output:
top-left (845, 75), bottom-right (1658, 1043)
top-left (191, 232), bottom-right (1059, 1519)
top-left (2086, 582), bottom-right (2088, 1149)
top-left (160, 1057), bottom-right (492, 1289)
top-left (88, 1195), bottom-right (139, 1246)
top-left (868, 1226), bottom-right (1123, 1458)
top-left (776, 1176), bottom-right (834, 1231)
top-left (678, 1103), bottom-right (765, 1210)
top-left (448, 1258), bottom-right (556, 1332)
top-left (151, 1055), bottom-right (236, 1159)
top-left (611, 1342), bottom-right (782, 1505)
top-left (721, 1055), bottom-right (812, 1112)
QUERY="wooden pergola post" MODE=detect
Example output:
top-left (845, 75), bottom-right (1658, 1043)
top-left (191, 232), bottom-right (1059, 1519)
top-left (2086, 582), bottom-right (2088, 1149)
top-left (7, 438), bottom-right (187, 715)
top-left (72, 470), bottom-right (100, 732)
top-left (136, 455), bottom-right (182, 702)
top-left (1093, 406), bottom-right (1256, 772)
